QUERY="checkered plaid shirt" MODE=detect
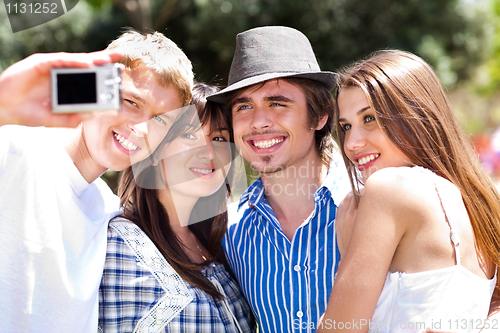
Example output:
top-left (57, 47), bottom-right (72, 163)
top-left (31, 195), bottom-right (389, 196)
top-left (99, 219), bottom-right (255, 333)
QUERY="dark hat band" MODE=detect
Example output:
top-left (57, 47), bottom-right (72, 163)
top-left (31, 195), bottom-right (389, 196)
top-left (207, 71), bottom-right (336, 104)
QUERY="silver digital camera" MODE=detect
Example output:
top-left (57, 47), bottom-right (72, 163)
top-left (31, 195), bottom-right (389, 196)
top-left (51, 63), bottom-right (121, 113)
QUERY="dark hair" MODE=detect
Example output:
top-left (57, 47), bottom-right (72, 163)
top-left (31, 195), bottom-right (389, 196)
top-left (286, 77), bottom-right (338, 167)
top-left (118, 82), bottom-right (232, 299)
top-left (226, 77), bottom-right (338, 168)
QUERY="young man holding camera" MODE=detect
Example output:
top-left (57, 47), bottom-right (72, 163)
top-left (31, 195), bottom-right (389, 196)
top-left (207, 26), bottom-right (350, 332)
top-left (0, 31), bottom-right (193, 333)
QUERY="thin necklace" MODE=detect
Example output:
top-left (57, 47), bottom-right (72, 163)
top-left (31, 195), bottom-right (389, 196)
top-left (183, 243), bottom-right (208, 261)
top-left (196, 245), bottom-right (208, 262)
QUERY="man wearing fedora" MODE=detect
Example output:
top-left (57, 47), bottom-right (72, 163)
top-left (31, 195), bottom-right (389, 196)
top-left (208, 26), bottom-right (350, 332)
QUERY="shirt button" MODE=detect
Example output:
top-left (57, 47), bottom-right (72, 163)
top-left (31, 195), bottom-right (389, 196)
top-left (294, 265), bottom-right (301, 272)
top-left (296, 311), bottom-right (303, 318)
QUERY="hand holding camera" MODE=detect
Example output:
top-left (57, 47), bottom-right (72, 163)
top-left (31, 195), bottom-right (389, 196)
top-left (51, 63), bottom-right (121, 113)
top-left (0, 50), bottom-right (122, 128)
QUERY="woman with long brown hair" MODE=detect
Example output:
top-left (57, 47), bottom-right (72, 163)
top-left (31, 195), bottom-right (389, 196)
top-left (319, 50), bottom-right (500, 332)
top-left (98, 82), bottom-right (254, 332)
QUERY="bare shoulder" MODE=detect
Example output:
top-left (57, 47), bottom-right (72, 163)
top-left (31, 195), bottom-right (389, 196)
top-left (362, 167), bottom-right (437, 213)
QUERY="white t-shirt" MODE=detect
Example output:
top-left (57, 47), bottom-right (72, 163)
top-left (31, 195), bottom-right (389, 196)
top-left (0, 125), bottom-right (121, 333)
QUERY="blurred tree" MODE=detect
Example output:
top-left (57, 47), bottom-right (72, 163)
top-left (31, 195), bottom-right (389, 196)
top-left (74, 0), bottom-right (489, 88)
top-left (0, 0), bottom-right (95, 71)
top-left (0, 0), bottom-right (491, 91)
top-left (162, 0), bottom-right (488, 88)
top-left (485, 0), bottom-right (500, 93)
top-left (83, 0), bottom-right (191, 32)
top-left (1, 0), bottom-right (492, 189)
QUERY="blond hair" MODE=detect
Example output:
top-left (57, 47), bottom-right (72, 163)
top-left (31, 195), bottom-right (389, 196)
top-left (335, 50), bottom-right (500, 285)
top-left (107, 29), bottom-right (193, 106)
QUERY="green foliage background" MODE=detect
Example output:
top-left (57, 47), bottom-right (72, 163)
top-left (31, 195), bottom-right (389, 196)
top-left (0, 0), bottom-right (493, 88)
top-left (1, 0), bottom-right (499, 188)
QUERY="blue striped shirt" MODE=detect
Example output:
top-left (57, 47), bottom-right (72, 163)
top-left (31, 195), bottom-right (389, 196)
top-left (223, 156), bottom-right (351, 333)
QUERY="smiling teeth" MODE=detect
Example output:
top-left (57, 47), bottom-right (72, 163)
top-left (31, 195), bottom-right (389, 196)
top-left (192, 168), bottom-right (214, 174)
top-left (253, 138), bottom-right (284, 149)
top-left (114, 133), bottom-right (138, 151)
top-left (358, 154), bottom-right (380, 166)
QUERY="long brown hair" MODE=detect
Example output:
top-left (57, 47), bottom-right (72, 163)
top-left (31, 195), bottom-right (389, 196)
top-left (334, 50), bottom-right (500, 286)
top-left (118, 82), bottom-right (232, 299)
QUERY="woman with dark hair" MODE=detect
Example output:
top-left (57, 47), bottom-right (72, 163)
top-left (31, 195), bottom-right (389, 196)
top-left (98, 82), bottom-right (254, 332)
top-left (319, 50), bottom-right (500, 332)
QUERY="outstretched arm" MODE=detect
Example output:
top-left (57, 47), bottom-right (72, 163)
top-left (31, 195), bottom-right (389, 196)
top-left (0, 51), bottom-right (121, 128)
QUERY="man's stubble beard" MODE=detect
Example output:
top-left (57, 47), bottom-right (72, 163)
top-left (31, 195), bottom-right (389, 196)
top-left (251, 155), bottom-right (287, 174)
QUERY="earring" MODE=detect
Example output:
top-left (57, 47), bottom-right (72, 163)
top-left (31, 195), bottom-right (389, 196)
top-left (151, 157), bottom-right (159, 167)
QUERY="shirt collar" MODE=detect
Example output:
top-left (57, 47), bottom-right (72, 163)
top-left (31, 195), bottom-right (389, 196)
top-left (318, 152), bottom-right (351, 206)
top-left (237, 177), bottom-right (265, 211)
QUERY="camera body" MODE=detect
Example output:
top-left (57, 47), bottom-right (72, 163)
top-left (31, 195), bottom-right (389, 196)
top-left (51, 64), bottom-right (121, 113)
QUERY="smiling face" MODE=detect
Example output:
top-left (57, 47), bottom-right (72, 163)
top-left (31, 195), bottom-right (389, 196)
top-left (337, 86), bottom-right (411, 180)
top-left (230, 79), bottom-right (327, 174)
top-left (127, 105), bottom-right (190, 166)
top-left (82, 67), bottom-right (184, 175)
top-left (158, 120), bottom-right (232, 200)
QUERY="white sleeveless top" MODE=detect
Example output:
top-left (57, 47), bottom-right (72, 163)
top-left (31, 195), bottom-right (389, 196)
top-left (369, 167), bottom-right (496, 333)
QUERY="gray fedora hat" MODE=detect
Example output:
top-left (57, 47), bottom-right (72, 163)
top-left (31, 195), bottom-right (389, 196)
top-left (207, 26), bottom-right (337, 104)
